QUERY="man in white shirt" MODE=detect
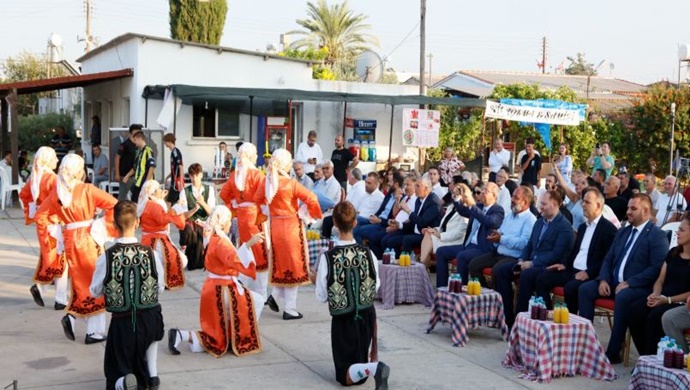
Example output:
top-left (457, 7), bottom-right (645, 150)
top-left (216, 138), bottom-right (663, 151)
top-left (489, 139), bottom-right (511, 182)
top-left (494, 169), bottom-right (512, 213)
top-left (292, 161), bottom-right (314, 190)
top-left (313, 161), bottom-right (342, 212)
top-left (654, 175), bottom-right (686, 226)
top-left (294, 130), bottom-right (323, 178)
top-left (427, 166), bottom-right (448, 200)
top-left (323, 170), bottom-right (384, 238)
top-left (643, 173), bottom-right (661, 207)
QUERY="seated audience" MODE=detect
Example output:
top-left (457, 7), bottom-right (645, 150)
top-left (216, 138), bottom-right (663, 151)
top-left (92, 144), bottom-right (109, 187)
top-left (292, 161), bottom-right (314, 190)
top-left (662, 297), bottom-right (690, 354)
top-left (353, 171), bottom-right (405, 254)
top-left (603, 176), bottom-right (628, 222)
top-left (312, 161), bottom-right (342, 212)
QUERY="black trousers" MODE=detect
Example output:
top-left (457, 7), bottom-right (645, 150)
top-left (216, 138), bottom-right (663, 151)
top-left (332, 307), bottom-right (376, 386)
top-left (180, 221), bottom-right (205, 270)
top-left (627, 298), bottom-right (679, 356)
top-left (534, 269), bottom-right (587, 312)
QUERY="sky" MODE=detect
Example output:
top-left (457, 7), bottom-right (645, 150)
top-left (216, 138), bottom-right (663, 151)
top-left (1, 0), bottom-right (690, 85)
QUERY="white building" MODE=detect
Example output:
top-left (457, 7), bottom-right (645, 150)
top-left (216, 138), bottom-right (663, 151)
top-left (76, 33), bottom-right (425, 178)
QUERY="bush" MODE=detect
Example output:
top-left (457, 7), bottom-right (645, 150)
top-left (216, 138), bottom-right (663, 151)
top-left (18, 113), bottom-right (75, 152)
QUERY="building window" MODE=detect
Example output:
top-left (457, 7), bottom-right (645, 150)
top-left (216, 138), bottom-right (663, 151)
top-left (193, 104), bottom-right (240, 138)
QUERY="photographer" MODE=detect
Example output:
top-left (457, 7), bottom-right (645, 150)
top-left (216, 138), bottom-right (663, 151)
top-left (586, 142), bottom-right (614, 177)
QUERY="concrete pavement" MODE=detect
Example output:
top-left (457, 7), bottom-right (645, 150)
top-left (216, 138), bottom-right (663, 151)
top-left (0, 205), bottom-right (635, 389)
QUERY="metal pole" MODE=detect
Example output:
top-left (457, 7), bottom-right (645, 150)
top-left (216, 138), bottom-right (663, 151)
top-left (172, 94), bottom-right (177, 137)
top-left (249, 96), bottom-right (254, 143)
top-left (9, 88), bottom-right (19, 185)
top-left (419, 0), bottom-right (426, 97)
top-left (342, 101), bottom-right (347, 138)
top-left (670, 102), bottom-right (676, 175)
top-left (388, 105), bottom-right (395, 165)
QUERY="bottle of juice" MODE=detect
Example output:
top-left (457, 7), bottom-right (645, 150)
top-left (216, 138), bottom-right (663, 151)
top-left (561, 304), bottom-right (569, 324)
top-left (474, 278), bottom-right (481, 295)
top-left (348, 139), bottom-right (358, 157)
top-left (554, 304), bottom-right (562, 324)
top-left (368, 141), bottom-right (377, 162)
top-left (469, 279), bottom-right (477, 295)
top-left (360, 141), bottom-right (369, 162)
top-left (315, 230), bottom-right (321, 240)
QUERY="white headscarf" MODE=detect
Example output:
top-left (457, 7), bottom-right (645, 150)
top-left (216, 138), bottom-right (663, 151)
top-left (137, 180), bottom-right (167, 217)
top-left (235, 143), bottom-right (257, 192)
top-left (203, 205), bottom-right (233, 248)
top-left (265, 148), bottom-right (292, 204)
top-left (57, 154), bottom-right (84, 208)
top-left (30, 146), bottom-right (58, 200)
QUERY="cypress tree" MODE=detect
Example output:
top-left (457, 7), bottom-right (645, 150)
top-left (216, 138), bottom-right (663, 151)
top-left (169, 0), bottom-right (228, 45)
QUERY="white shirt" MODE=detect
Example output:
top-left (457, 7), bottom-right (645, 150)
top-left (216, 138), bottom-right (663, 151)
top-left (345, 180), bottom-right (365, 203)
top-left (315, 239), bottom-right (380, 303)
top-left (190, 183), bottom-right (216, 210)
top-left (617, 220), bottom-right (649, 283)
top-left (572, 215), bottom-right (602, 271)
top-left (395, 194), bottom-right (417, 227)
top-left (432, 183), bottom-right (448, 200)
top-left (655, 192), bottom-right (687, 227)
top-left (496, 184), bottom-right (511, 213)
top-left (294, 141), bottom-right (323, 174)
top-left (90, 237), bottom-right (165, 297)
top-left (489, 149), bottom-right (511, 173)
top-left (648, 188), bottom-right (661, 208)
top-left (314, 176), bottom-right (341, 205)
top-left (349, 185), bottom-right (384, 218)
top-left (468, 204), bottom-right (493, 245)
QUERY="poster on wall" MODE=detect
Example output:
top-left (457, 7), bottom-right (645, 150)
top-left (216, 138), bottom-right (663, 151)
top-left (401, 108), bottom-right (440, 147)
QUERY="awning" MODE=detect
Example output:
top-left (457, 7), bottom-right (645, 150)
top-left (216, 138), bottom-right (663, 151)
top-left (0, 68), bottom-right (134, 95)
top-left (142, 84), bottom-right (485, 109)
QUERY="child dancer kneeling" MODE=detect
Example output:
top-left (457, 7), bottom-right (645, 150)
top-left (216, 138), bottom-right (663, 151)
top-left (90, 200), bottom-right (165, 390)
top-left (310, 201), bottom-right (390, 389)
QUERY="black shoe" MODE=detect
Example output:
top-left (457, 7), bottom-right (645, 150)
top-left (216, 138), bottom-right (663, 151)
top-left (606, 351), bottom-right (623, 365)
top-left (30, 285), bottom-right (44, 307)
top-left (168, 328), bottom-right (181, 355)
top-left (85, 333), bottom-right (106, 345)
top-left (123, 373), bottom-right (138, 390)
top-left (61, 314), bottom-right (75, 341)
top-left (265, 295), bottom-right (279, 312)
top-left (374, 361), bottom-right (390, 390)
top-left (148, 376), bottom-right (160, 390)
top-left (54, 302), bottom-right (66, 310)
top-left (282, 311), bottom-right (303, 320)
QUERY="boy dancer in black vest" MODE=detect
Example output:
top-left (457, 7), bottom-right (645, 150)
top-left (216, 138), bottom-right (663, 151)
top-left (310, 201), bottom-right (390, 389)
top-left (90, 200), bottom-right (165, 390)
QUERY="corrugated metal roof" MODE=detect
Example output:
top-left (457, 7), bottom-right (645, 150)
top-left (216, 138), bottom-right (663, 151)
top-left (0, 68), bottom-right (134, 95)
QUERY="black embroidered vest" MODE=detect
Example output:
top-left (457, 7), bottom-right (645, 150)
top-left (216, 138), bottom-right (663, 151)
top-left (185, 184), bottom-right (210, 222)
top-left (325, 244), bottom-right (377, 318)
top-left (104, 243), bottom-right (159, 313)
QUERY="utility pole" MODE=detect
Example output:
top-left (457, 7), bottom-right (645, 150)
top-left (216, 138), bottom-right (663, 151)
top-left (419, 0), bottom-right (426, 96)
top-left (85, 0), bottom-right (93, 52)
top-left (427, 53), bottom-right (434, 87)
top-left (541, 36), bottom-right (547, 74)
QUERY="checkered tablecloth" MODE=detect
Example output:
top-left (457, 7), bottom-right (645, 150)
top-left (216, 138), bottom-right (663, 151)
top-left (307, 239), bottom-right (329, 269)
top-left (629, 355), bottom-right (690, 389)
top-left (502, 312), bottom-right (618, 383)
top-left (426, 287), bottom-right (509, 347)
top-left (375, 261), bottom-right (435, 310)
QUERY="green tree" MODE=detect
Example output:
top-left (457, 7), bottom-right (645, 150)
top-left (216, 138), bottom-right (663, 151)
top-left (289, 0), bottom-right (378, 65)
top-left (565, 53), bottom-right (596, 76)
top-left (169, 0), bottom-right (227, 45)
top-left (425, 89), bottom-right (483, 163)
top-left (279, 47), bottom-right (336, 80)
top-left (18, 113), bottom-right (74, 152)
top-left (1, 51), bottom-right (67, 116)
top-left (489, 83), bottom-right (598, 171)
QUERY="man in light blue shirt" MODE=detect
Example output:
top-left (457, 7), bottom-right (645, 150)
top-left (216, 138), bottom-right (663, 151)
top-left (91, 144), bottom-right (109, 187)
top-left (467, 185), bottom-right (537, 286)
top-left (313, 161), bottom-right (342, 212)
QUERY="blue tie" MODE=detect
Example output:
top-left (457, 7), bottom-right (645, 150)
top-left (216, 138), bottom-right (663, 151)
top-left (538, 220), bottom-right (549, 242)
top-left (614, 228), bottom-right (638, 282)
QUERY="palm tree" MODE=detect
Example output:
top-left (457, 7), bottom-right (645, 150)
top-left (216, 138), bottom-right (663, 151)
top-left (289, 0), bottom-right (379, 65)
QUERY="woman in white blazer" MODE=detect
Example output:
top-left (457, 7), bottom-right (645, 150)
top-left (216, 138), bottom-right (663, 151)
top-left (419, 181), bottom-right (469, 267)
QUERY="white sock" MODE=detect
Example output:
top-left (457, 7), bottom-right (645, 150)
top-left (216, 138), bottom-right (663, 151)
top-left (256, 271), bottom-right (269, 299)
top-left (176, 330), bottom-right (189, 348)
top-left (146, 342), bottom-right (158, 377)
top-left (86, 313), bottom-right (106, 336)
top-left (115, 377), bottom-right (124, 390)
top-left (284, 287), bottom-right (299, 313)
top-left (348, 362), bottom-right (378, 382)
top-left (250, 291), bottom-right (264, 321)
top-left (54, 269), bottom-right (69, 304)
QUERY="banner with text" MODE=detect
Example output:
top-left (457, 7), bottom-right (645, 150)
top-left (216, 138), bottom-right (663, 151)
top-left (485, 100), bottom-right (582, 126)
top-left (402, 108), bottom-right (440, 147)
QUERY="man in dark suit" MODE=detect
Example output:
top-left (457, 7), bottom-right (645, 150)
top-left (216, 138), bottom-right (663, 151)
top-left (535, 187), bottom-right (617, 312)
top-left (435, 182), bottom-right (505, 288)
top-left (494, 190), bottom-right (575, 328)
top-left (578, 193), bottom-right (669, 364)
top-left (381, 177), bottom-right (442, 257)
top-left (353, 171), bottom-right (404, 257)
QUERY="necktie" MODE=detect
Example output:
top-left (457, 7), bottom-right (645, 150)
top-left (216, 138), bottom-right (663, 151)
top-left (538, 220), bottom-right (549, 242)
top-left (615, 228), bottom-right (638, 281)
top-left (415, 198), bottom-right (422, 213)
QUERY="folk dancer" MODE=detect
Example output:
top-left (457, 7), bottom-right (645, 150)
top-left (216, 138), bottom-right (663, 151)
top-left (179, 163), bottom-right (215, 270)
top-left (137, 180), bottom-right (189, 290)
top-left (35, 154), bottom-right (118, 344)
top-left (253, 148), bottom-right (322, 320)
top-left (90, 201), bottom-right (165, 390)
top-left (20, 147), bottom-right (69, 310)
top-left (168, 205), bottom-right (264, 357)
top-left (311, 201), bottom-right (390, 389)
top-left (219, 143), bottom-right (275, 310)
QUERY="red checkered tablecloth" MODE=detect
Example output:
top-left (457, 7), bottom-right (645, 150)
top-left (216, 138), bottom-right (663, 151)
top-left (629, 355), bottom-right (690, 389)
top-left (426, 287), bottom-right (509, 347)
top-left (503, 312), bottom-right (618, 383)
top-left (307, 239), bottom-right (329, 269)
top-left (375, 261), bottom-right (435, 310)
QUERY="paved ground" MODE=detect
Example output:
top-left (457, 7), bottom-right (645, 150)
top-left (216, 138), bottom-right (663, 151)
top-left (0, 205), bottom-right (636, 389)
